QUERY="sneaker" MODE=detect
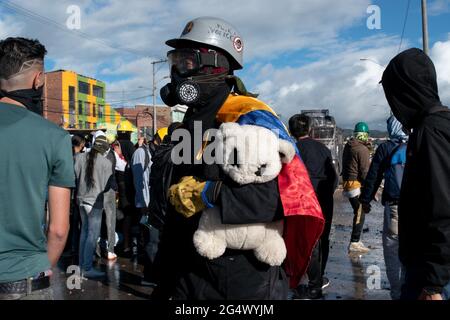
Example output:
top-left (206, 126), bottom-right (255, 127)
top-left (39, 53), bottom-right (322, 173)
top-left (107, 252), bottom-right (117, 261)
top-left (321, 277), bottom-right (330, 290)
top-left (348, 241), bottom-right (370, 254)
top-left (82, 268), bottom-right (106, 280)
top-left (294, 286), bottom-right (323, 300)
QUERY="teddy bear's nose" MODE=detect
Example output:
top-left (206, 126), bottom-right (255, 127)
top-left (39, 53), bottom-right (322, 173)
top-left (255, 164), bottom-right (267, 176)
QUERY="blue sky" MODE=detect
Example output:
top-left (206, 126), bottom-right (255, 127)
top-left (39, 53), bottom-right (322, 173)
top-left (1, 0), bottom-right (449, 129)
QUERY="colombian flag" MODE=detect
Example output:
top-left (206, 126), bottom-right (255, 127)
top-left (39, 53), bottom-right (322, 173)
top-left (217, 94), bottom-right (325, 288)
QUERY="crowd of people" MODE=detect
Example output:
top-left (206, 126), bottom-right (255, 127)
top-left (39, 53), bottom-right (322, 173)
top-left (0, 16), bottom-right (449, 301)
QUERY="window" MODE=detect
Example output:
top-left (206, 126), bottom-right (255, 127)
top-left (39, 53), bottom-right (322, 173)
top-left (93, 103), bottom-right (97, 117)
top-left (68, 86), bottom-right (75, 115)
top-left (78, 81), bottom-right (90, 95)
top-left (84, 101), bottom-right (90, 116)
top-left (98, 104), bottom-right (103, 118)
top-left (311, 127), bottom-right (335, 140)
top-left (93, 85), bottom-right (104, 98)
top-left (78, 101), bottom-right (83, 114)
top-left (78, 121), bottom-right (83, 129)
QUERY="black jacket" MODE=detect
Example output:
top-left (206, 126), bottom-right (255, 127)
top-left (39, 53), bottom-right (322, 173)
top-left (296, 137), bottom-right (338, 219)
top-left (152, 86), bottom-right (287, 300)
top-left (382, 48), bottom-right (450, 289)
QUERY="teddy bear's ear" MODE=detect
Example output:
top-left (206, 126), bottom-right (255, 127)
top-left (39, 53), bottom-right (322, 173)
top-left (219, 122), bottom-right (241, 133)
top-left (278, 139), bottom-right (295, 164)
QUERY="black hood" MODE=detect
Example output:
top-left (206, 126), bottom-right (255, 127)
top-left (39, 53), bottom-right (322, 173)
top-left (381, 48), bottom-right (442, 129)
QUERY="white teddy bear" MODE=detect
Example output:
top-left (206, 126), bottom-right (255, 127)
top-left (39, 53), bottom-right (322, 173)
top-left (193, 123), bottom-right (296, 266)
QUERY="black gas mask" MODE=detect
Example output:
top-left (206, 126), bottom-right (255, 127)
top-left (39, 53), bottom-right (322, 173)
top-left (0, 85), bottom-right (44, 115)
top-left (160, 48), bottom-right (230, 107)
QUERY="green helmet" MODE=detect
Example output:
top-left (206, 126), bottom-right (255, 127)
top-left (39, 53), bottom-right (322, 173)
top-left (354, 122), bottom-right (369, 133)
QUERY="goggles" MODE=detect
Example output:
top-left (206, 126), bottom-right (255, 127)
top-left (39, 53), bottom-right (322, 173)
top-left (167, 48), bottom-right (229, 76)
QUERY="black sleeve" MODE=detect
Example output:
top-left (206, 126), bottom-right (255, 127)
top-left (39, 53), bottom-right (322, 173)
top-left (324, 149), bottom-right (338, 192)
top-left (360, 144), bottom-right (387, 203)
top-left (218, 178), bottom-right (283, 224)
top-left (419, 125), bottom-right (450, 288)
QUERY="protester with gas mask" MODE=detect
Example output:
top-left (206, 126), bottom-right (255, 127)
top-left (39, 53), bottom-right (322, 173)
top-left (0, 37), bottom-right (75, 299)
top-left (152, 17), bottom-right (324, 300)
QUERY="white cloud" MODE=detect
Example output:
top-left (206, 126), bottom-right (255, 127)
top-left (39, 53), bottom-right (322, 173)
top-left (431, 35), bottom-right (450, 104)
top-left (0, 0), bottom-right (370, 67)
top-left (0, 14), bottom-right (24, 39)
top-left (246, 34), bottom-right (450, 129)
top-left (246, 36), bottom-right (400, 129)
top-left (429, 0), bottom-right (450, 15)
top-left (1, 0), bottom-right (448, 125)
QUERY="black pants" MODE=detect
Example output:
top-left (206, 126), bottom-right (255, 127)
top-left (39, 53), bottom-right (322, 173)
top-left (142, 224), bottom-right (161, 282)
top-left (349, 196), bottom-right (365, 242)
top-left (172, 252), bottom-right (288, 300)
top-left (307, 198), bottom-right (333, 290)
top-left (400, 266), bottom-right (424, 300)
top-left (65, 199), bottom-right (81, 256)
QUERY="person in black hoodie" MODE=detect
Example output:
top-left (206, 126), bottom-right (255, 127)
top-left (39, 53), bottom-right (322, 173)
top-left (381, 48), bottom-right (450, 300)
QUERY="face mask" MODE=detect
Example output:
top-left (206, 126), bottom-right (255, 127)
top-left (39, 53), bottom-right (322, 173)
top-left (160, 69), bottom-right (228, 107)
top-left (0, 85), bottom-right (44, 115)
top-left (160, 82), bottom-right (178, 107)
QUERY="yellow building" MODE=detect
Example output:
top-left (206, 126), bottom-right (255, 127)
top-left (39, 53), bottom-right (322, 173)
top-left (44, 70), bottom-right (136, 140)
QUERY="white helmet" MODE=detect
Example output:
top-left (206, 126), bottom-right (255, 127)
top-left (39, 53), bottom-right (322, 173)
top-left (166, 17), bottom-right (244, 70)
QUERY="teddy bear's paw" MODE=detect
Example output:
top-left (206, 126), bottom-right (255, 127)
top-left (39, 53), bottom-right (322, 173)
top-left (193, 230), bottom-right (227, 260)
top-left (254, 238), bottom-right (287, 266)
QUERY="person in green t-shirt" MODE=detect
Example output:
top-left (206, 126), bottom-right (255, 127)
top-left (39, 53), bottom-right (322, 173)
top-left (0, 37), bottom-right (75, 300)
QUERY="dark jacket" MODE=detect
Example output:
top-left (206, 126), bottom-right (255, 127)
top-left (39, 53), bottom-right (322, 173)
top-left (360, 116), bottom-right (408, 205)
top-left (116, 140), bottom-right (136, 210)
top-left (152, 86), bottom-right (287, 300)
top-left (105, 149), bottom-right (118, 192)
top-left (360, 140), bottom-right (400, 205)
top-left (296, 137), bottom-right (338, 219)
top-left (341, 138), bottom-right (371, 182)
top-left (382, 48), bottom-right (450, 289)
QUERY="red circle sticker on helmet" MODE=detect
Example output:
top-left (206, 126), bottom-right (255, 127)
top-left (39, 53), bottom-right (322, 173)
top-left (233, 37), bottom-right (243, 52)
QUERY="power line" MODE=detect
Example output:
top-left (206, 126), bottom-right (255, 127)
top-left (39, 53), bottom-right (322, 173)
top-left (106, 88), bottom-right (152, 93)
top-left (44, 94), bottom-right (154, 104)
top-left (398, 0), bottom-right (411, 53)
top-left (44, 108), bottom-right (135, 117)
top-left (45, 106), bottom-right (162, 117)
top-left (0, 1), bottom-right (149, 58)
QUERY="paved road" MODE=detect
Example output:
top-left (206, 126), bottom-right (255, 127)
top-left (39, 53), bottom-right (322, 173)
top-left (50, 189), bottom-right (392, 300)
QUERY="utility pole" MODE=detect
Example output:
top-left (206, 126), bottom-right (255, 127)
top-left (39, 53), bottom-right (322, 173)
top-left (421, 0), bottom-right (430, 55)
top-left (151, 59), bottom-right (168, 135)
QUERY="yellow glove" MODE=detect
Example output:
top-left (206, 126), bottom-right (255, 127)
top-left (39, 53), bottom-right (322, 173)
top-left (169, 176), bottom-right (207, 218)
